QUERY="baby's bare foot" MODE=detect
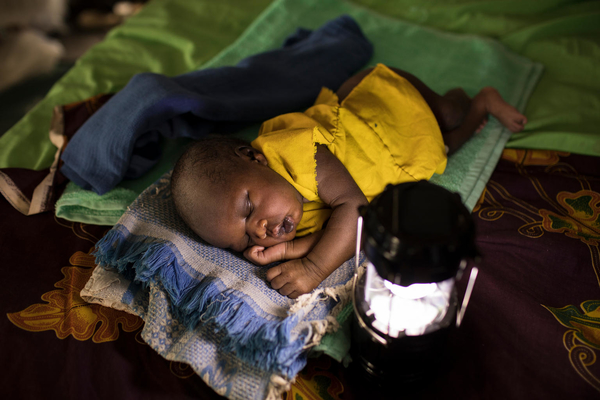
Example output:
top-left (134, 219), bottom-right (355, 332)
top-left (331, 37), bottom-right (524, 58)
top-left (480, 87), bottom-right (527, 132)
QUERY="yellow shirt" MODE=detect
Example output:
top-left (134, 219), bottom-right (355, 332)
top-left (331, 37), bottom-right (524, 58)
top-left (251, 64), bottom-right (447, 236)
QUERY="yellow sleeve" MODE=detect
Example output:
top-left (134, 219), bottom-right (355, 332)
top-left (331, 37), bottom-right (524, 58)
top-left (252, 113), bottom-right (322, 202)
top-left (252, 110), bottom-right (337, 236)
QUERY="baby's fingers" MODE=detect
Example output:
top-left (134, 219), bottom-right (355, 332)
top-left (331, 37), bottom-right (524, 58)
top-left (277, 283), bottom-right (296, 297)
top-left (268, 276), bottom-right (300, 298)
top-left (266, 265), bottom-right (283, 284)
top-left (244, 246), bottom-right (265, 264)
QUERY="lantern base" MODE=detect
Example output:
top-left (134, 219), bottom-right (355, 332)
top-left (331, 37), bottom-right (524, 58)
top-left (350, 273), bottom-right (458, 389)
top-left (350, 316), bottom-right (455, 389)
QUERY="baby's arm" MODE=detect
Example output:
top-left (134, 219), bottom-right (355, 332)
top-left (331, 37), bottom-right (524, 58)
top-left (266, 145), bottom-right (368, 298)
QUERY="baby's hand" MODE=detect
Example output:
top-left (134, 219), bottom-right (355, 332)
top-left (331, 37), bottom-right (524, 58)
top-left (244, 242), bottom-right (287, 265)
top-left (266, 258), bottom-right (324, 299)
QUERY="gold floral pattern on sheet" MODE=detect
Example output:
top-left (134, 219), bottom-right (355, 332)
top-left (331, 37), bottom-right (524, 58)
top-left (544, 301), bottom-right (600, 390)
top-left (7, 219), bottom-right (143, 342)
top-left (479, 149), bottom-right (600, 284)
top-left (501, 148), bottom-right (570, 165)
top-left (544, 301), bottom-right (600, 351)
top-left (477, 149), bottom-right (600, 392)
top-left (285, 356), bottom-right (345, 400)
top-left (170, 361), bottom-right (197, 379)
top-left (540, 190), bottom-right (600, 246)
top-left (8, 217), bottom-right (192, 380)
top-left (7, 248), bottom-right (143, 342)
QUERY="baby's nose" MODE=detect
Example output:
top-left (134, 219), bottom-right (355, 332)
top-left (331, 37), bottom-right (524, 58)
top-left (255, 219), bottom-right (268, 240)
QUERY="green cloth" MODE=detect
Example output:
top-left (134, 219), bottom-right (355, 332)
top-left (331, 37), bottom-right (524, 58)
top-left (1, 0), bottom-right (598, 224)
top-left (56, 0), bottom-right (545, 225)
top-left (350, 0), bottom-right (600, 156)
top-left (2, 0), bottom-right (598, 167)
top-left (56, 137), bottom-right (193, 223)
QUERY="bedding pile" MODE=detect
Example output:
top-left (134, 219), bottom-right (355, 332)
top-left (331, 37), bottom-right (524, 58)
top-left (59, 15), bottom-right (373, 196)
top-left (78, 0), bottom-right (543, 398)
top-left (58, 0), bottom-right (542, 224)
top-left (1, 1), bottom-right (599, 400)
top-left (82, 170), bottom-right (359, 399)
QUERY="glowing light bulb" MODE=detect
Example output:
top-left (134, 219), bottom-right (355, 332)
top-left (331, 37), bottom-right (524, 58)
top-left (365, 272), bottom-right (454, 337)
top-left (384, 281), bottom-right (437, 299)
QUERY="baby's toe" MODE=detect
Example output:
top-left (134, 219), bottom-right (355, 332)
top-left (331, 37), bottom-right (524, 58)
top-left (510, 121), bottom-right (524, 132)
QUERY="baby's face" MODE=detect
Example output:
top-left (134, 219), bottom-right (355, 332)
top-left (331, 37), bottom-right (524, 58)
top-left (191, 160), bottom-right (304, 253)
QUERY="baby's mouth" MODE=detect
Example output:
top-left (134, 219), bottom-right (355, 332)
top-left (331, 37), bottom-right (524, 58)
top-left (282, 216), bottom-right (295, 234)
top-left (273, 216), bottom-right (295, 237)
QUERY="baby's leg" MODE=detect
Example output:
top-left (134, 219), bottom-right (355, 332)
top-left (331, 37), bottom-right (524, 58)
top-left (339, 67), bottom-right (526, 154)
top-left (442, 87), bottom-right (527, 154)
top-left (338, 67), bottom-right (469, 132)
top-left (381, 68), bottom-right (528, 153)
top-left (386, 68), bottom-right (472, 132)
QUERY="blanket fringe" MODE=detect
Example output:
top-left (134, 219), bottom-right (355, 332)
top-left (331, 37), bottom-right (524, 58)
top-left (266, 374), bottom-right (293, 400)
top-left (93, 225), bottom-right (350, 380)
top-left (298, 273), bottom-right (357, 350)
top-left (263, 275), bottom-right (359, 400)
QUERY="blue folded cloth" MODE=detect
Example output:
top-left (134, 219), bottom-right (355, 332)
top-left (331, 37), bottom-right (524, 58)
top-left (60, 15), bottom-right (373, 195)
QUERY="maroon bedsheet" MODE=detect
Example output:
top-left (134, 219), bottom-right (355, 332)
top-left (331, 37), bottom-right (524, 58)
top-left (1, 149), bottom-right (599, 399)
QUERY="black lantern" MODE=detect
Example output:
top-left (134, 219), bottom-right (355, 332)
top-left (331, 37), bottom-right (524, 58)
top-left (351, 180), bottom-right (480, 387)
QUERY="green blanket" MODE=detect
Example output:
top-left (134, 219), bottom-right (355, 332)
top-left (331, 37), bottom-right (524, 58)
top-left (0, 0), bottom-right (597, 224)
top-left (352, 0), bottom-right (600, 156)
top-left (58, 0), bottom-right (542, 224)
top-left (1, 0), bottom-right (598, 167)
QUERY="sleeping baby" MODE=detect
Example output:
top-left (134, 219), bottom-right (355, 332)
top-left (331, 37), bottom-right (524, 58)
top-left (170, 64), bottom-right (527, 298)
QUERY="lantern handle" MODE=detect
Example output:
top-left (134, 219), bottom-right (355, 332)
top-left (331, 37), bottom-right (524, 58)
top-left (355, 216), bottom-right (363, 275)
top-left (456, 267), bottom-right (478, 327)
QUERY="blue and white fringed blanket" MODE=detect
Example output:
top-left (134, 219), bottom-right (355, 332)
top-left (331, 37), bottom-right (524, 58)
top-left (82, 172), bottom-right (360, 400)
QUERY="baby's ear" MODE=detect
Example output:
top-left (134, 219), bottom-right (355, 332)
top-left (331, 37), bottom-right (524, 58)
top-left (235, 146), bottom-right (268, 165)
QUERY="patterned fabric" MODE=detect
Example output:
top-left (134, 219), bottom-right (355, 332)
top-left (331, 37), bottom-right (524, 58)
top-left (3, 149), bottom-right (599, 400)
top-left (81, 172), bottom-right (359, 400)
top-left (318, 149), bottom-right (600, 399)
top-left (0, 194), bottom-right (227, 399)
top-left (474, 149), bottom-right (600, 397)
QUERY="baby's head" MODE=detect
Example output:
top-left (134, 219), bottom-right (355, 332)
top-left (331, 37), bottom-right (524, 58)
top-left (171, 136), bottom-right (305, 253)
